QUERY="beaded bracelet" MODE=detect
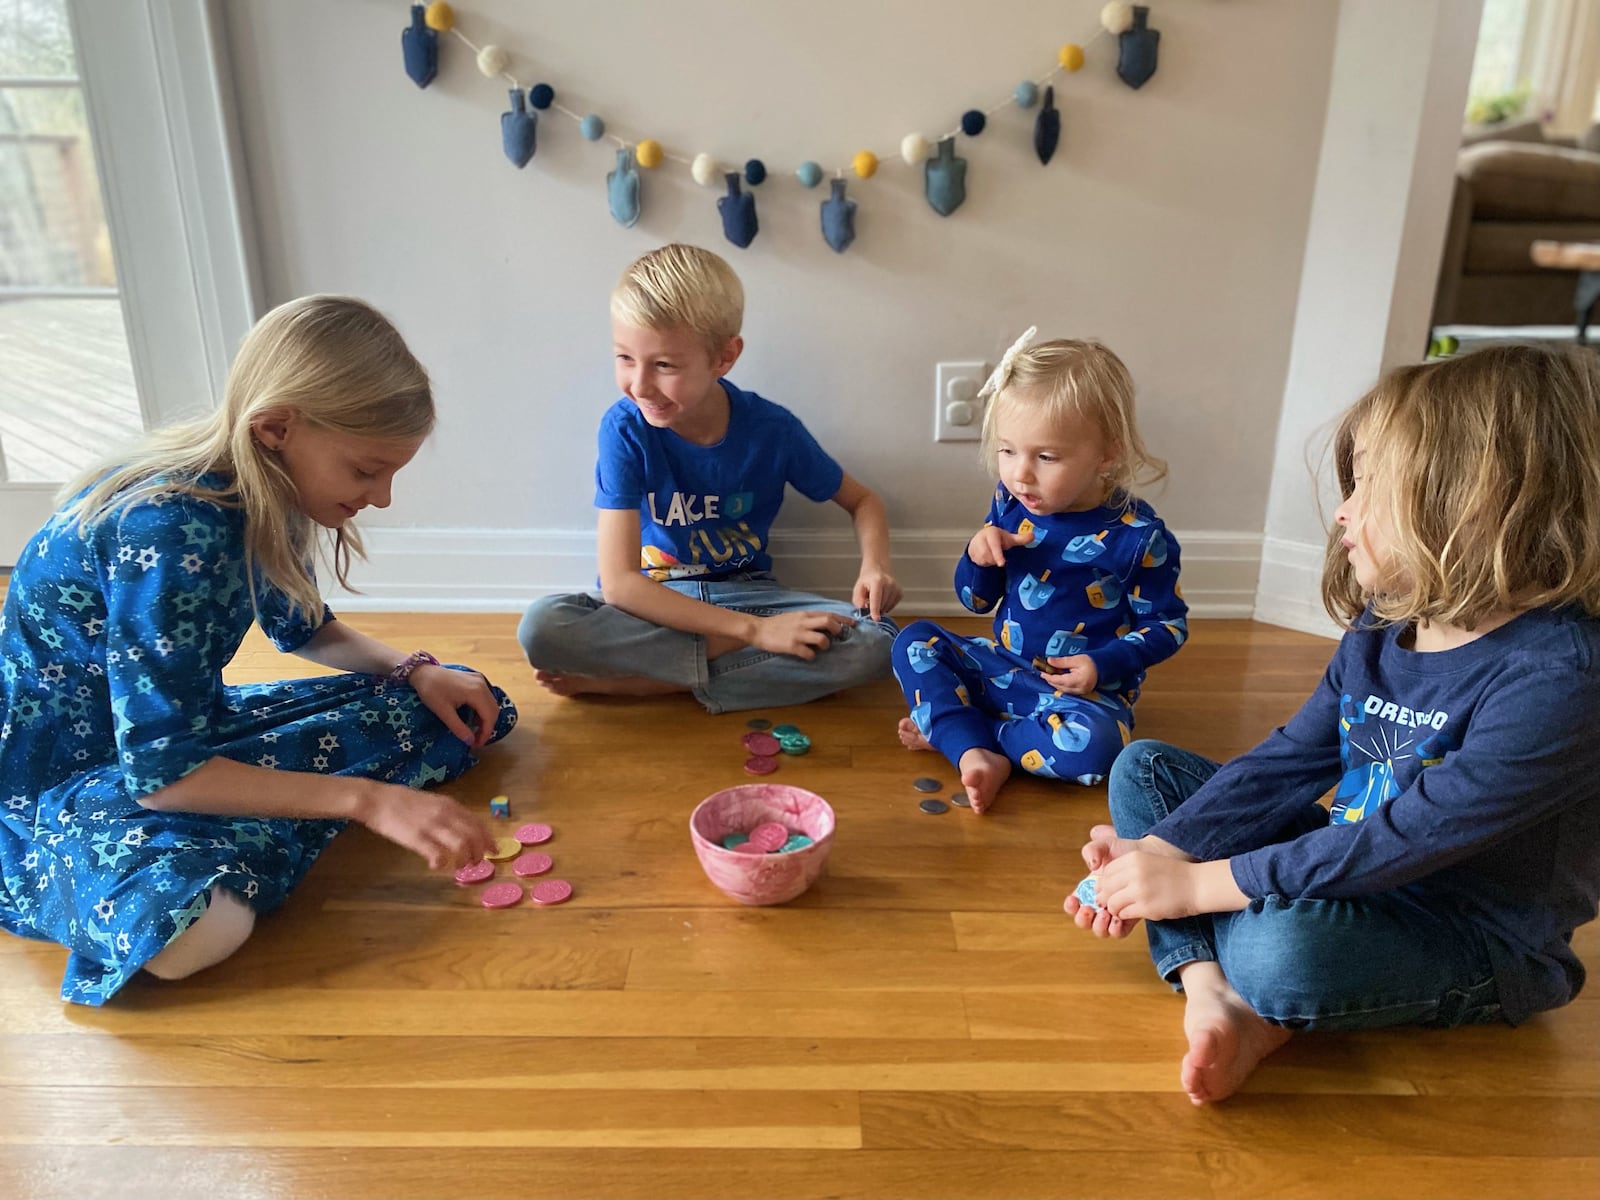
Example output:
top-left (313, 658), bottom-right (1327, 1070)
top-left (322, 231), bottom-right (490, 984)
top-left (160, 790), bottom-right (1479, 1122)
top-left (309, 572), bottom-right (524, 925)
top-left (388, 649), bottom-right (440, 683)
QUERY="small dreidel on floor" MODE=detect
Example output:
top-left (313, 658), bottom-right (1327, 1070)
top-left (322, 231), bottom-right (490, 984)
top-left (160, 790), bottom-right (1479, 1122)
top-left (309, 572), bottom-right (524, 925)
top-left (924, 137), bottom-right (967, 217)
top-left (820, 177), bottom-right (856, 253)
top-left (501, 89), bottom-right (538, 168)
top-left (489, 795), bottom-right (510, 819)
top-left (401, 4), bottom-right (439, 89)
top-left (717, 173), bottom-right (758, 248)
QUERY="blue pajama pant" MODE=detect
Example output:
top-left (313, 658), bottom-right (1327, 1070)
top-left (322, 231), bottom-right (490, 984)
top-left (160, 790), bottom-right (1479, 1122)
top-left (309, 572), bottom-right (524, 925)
top-left (891, 619), bottom-right (1132, 784)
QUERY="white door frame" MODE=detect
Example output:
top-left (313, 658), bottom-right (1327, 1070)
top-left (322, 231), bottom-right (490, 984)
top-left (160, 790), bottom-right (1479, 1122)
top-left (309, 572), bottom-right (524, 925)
top-left (1, 0), bottom-right (257, 562)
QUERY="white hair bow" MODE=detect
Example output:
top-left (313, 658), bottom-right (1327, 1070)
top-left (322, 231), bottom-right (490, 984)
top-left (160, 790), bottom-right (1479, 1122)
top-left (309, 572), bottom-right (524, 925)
top-left (976, 325), bottom-right (1038, 402)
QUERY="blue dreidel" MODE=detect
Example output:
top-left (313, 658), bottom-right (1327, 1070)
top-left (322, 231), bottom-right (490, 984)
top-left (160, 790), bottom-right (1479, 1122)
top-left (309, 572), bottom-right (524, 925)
top-left (401, 4), bottom-right (438, 89)
top-left (820, 178), bottom-right (856, 253)
top-left (607, 147), bottom-right (641, 228)
top-left (1142, 528), bottom-right (1168, 568)
top-left (924, 137), bottom-right (967, 217)
top-left (1061, 531), bottom-right (1107, 563)
top-left (1034, 85), bottom-right (1060, 165)
top-left (1072, 873), bottom-right (1101, 911)
top-left (1047, 623), bottom-right (1088, 657)
top-left (1117, 5), bottom-right (1161, 89)
top-left (1019, 570), bottom-right (1056, 611)
top-left (717, 172), bottom-right (758, 248)
top-left (905, 638), bottom-right (940, 674)
top-left (501, 89), bottom-right (537, 168)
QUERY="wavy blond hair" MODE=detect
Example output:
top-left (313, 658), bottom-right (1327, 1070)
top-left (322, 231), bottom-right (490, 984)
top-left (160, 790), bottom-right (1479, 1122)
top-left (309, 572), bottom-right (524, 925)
top-left (610, 243), bottom-right (744, 357)
top-left (1322, 342), bottom-right (1600, 629)
top-left (979, 338), bottom-right (1166, 506)
top-left (60, 294), bottom-right (434, 622)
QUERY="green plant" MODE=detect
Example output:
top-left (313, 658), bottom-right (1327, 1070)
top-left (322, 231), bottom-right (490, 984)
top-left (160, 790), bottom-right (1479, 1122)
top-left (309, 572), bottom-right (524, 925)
top-left (1466, 85), bottom-right (1531, 126)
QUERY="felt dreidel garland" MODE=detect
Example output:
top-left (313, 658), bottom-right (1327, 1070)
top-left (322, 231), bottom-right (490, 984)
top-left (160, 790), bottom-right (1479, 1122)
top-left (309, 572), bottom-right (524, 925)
top-left (398, 1), bottom-right (1162, 251)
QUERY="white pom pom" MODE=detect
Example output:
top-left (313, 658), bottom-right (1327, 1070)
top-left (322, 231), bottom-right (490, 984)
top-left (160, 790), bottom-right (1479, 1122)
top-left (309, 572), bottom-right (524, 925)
top-left (900, 133), bottom-right (930, 166)
top-left (691, 153), bottom-right (720, 187)
top-left (1100, 2), bottom-right (1134, 34)
top-left (476, 44), bottom-right (509, 77)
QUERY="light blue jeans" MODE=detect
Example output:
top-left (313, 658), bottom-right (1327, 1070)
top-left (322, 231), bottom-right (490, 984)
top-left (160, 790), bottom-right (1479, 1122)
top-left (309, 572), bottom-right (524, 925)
top-left (518, 572), bottom-right (897, 715)
top-left (1109, 740), bottom-right (1507, 1031)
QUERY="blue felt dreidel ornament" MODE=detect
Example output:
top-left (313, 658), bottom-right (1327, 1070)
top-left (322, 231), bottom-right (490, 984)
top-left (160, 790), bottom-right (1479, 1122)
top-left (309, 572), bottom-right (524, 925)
top-left (1072, 873), bottom-right (1101, 911)
top-left (1034, 85), bottom-right (1061, 165)
top-left (717, 173), bottom-right (758, 249)
top-left (401, 4), bottom-right (438, 88)
top-left (501, 89), bottom-right (537, 168)
top-left (924, 137), bottom-right (967, 217)
top-left (607, 146), bottom-right (641, 228)
top-left (1117, 5), bottom-right (1161, 90)
top-left (820, 178), bottom-right (856, 253)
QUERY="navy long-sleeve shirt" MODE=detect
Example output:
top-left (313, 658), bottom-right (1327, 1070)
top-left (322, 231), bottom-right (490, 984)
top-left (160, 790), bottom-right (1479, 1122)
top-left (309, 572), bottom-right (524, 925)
top-left (1152, 605), bottom-right (1600, 1024)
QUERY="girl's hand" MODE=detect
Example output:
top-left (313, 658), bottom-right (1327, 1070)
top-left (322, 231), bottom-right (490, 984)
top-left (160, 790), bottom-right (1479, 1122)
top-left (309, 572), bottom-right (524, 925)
top-left (409, 664), bottom-right (499, 748)
top-left (852, 565), bottom-right (903, 621)
top-left (967, 525), bottom-right (1030, 568)
top-left (751, 610), bottom-right (855, 660)
top-left (1042, 654), bottom-right (1099, 695)
top-left (354, 781), bottom-right (497, 870)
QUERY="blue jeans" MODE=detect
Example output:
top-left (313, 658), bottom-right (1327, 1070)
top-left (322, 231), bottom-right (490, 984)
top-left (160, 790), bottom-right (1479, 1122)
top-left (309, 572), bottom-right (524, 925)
top-left (518, 572), bottom-right (897, 715)
top-left (1109, 740), bottom-right (1506, 1031)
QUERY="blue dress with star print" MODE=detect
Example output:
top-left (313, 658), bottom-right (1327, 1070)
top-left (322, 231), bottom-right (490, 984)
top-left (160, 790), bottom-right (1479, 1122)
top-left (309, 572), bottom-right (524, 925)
top-left (0, 482), bottom-right (518, 1005)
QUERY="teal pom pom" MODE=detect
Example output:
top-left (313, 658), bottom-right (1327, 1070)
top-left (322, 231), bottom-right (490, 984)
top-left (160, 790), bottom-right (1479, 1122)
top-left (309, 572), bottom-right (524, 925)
top-left (960, 109), bottom-right (986, 136)
top-left (1015, 81), bottom-right (1039, 108)
top-left (744, 158), bottom-right (767, 186)
top-left (529, 83), bottom-right (554, 110)
top-left (796, 160), bottom-right (823, 188)
top-left (580, 113), bottom-right (605, 141)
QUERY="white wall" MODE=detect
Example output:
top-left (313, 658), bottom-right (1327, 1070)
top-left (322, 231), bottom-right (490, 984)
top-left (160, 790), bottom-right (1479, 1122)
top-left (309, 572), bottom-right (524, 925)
top-left (218, 0), bottom-right (1339, 613)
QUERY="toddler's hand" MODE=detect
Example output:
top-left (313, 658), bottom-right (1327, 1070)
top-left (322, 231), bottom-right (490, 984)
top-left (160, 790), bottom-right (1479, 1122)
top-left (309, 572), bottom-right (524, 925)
top-left (1042, 653), bottom-right (1098, 695)
top-left (356, 782), bottom-right (497, 871)
top-left (967, 525), bottom-right (1030, 568)
top-left (752, 610), bottom-right (855, 660)
top-left (852, 565), bottom-right (903, 621)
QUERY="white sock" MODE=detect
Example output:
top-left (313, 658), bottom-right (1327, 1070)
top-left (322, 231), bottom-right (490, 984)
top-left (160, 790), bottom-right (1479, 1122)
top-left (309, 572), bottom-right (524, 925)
top-left (143, 886), bottom-right (257, 980)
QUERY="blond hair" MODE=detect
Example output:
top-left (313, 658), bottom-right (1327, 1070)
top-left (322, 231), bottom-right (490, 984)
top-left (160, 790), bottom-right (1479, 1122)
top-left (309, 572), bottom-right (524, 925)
top-left (610, 243), bottom-right (744, 357)
top-left (60, 294), bottom-right (433, 623)
top-left (979, 338), bottom-right (1166, 504)
top-left (1322, 343), bottom-right (1600, 629)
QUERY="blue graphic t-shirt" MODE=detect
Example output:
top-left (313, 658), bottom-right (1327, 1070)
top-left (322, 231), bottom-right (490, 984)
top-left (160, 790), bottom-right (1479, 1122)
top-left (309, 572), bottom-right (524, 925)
top-left (1148, 605), bottom-right (1600, 1025)
top-left (593, 378), bottom-right (844, 580)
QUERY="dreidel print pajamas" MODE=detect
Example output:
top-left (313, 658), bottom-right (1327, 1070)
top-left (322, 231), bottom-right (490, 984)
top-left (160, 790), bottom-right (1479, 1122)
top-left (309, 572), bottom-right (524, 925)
top-left (893, 486), bottom-right (1186, 784)
top-left (0, 484), bottom-right (518, 1004)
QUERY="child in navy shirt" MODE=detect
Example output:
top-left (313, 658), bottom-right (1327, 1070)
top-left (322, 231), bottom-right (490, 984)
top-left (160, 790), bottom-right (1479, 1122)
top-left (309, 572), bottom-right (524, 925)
top-left (1068, 344), bottom-right (1600, 1105)
top-left (519, 244), bottom-right (901, 713)
top-left (892, 331), bottom-right (1185, 812)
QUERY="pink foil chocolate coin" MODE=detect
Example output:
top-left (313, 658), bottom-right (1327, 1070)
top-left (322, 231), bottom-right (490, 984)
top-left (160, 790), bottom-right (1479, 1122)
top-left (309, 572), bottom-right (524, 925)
top-left (531, 879), bottom-right (573, 905)
top-left (743, 755), bottom-right (779, 776)
top-left (515, 823), bottom-right (553, 845)
top-left (742, 732), bottom-right (782, 756)
top-left (480, 882), bottom-right (524, 909)
top-left (512, 852), bottom-right (554, 877)
top-left (747, 822), bottom-right (789, 852)
top-left (453, 860), bottom-right (496, 886)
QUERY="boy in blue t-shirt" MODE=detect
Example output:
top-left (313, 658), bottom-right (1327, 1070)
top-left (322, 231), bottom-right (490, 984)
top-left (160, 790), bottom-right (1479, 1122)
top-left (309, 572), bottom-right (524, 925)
top-left (519, 243), bottom-right (901, 713)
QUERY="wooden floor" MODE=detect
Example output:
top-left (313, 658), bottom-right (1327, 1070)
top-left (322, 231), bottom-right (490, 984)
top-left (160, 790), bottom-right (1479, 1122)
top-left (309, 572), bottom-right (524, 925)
top-left (1, 615), bottom-right (1596, 1200)
top-left (0, 297), bottom-right (142, 482)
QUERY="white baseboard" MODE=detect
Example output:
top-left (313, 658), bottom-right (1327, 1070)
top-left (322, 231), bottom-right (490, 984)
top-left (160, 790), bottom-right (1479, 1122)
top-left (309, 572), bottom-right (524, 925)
top-left (1253, 535), bottom-right (1342, 639)
top-left (329, 526), bottom-right (1266, 618)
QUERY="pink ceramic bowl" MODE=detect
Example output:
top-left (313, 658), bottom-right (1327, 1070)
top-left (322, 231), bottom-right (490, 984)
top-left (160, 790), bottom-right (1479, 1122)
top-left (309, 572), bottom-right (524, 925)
top-left (690, 783), bottom-right (835, 905)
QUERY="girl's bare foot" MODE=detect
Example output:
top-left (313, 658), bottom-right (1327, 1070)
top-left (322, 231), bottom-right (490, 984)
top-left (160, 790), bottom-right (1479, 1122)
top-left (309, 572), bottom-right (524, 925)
top-left (896, 717), bottom-right (933, 751)
top-left (958, 747), bottom-right (1011, 813)
top-left (1176, 961), bottom-right (1292, 1105)
top-left (533, 669), bottom-right (683, 698)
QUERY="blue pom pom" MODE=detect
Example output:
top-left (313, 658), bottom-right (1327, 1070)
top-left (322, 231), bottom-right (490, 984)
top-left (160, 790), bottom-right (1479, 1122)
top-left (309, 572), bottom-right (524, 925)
top-left (1014, 81), bottom-right (1039, 108)
top-left (796, 160), bottom-right (823, 188)
top-left (529, 83), bottom-right (554, 110)
top-left (960, 109), bottom-right (986, 137)
top-left (744, 158), bottom-right (767, 186)
top-left (580, 113), bottom-right (605, 141)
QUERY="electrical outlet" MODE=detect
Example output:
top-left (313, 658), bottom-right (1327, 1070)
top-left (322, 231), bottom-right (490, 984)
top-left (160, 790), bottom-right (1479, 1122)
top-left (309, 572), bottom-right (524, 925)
top-left (934, 360), bottom-right (988, 442)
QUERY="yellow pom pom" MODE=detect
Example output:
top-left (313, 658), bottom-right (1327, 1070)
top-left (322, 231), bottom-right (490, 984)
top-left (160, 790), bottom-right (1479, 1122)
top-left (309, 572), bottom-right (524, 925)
top-left (636, 139), bottom-right (664, 169)
top-left (853, 150), bottom-right (878, 179)
top-left (1058, 43), bottom-right (1085, 72)
top-left (423, 2), bottom-right (455, 32)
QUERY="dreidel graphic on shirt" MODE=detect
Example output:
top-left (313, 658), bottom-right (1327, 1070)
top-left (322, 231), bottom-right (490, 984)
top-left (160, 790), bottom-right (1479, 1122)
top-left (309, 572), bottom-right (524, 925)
top-left (718, 173), bottom-right (759, 248)
top-left (1047, 623), bottom-right (1088, 656)
top-left (905, 636), bottom-right (941, 674)
top-left (910, 689), bottom-right (932, 736)
top-left (401, 4), bottom-right (439, 88)
top-left (1061, 531), bottom-right (1107, 562)
top-left (955, 641), bottom-right (983, 671)
top-left (1019, 570), bottom-right (1055, 611)
top-left (1120, 508), bottom-right (1150, 528)
top-left (924, 137), bottom-right (967, 217)
top-left (954, 683), bottom-right (971, 707)
top-left (1142, 529), bottom-right (1168, 568)
top-left (1016, 518), bottom-right (1045, 548)
top-left (501, 89), bottom-right (538, 168)
top-left (960, 586), bottom-right (992, 612)
top-left (1086, 569), bottom-right (1123, 609)
top-left (1163, 616), bottom-right (1189, 645)
top-left (1001, 617), bottom-right (1025, 654)
top-left (1020, 748), bottom-right (1063, 779)
top-left (987, 669), bottom-right (1017, 690)
top-left (1048, 712), bottom-right (1092, 753)
top-left (1129, 585), bottom-right (1153, 615)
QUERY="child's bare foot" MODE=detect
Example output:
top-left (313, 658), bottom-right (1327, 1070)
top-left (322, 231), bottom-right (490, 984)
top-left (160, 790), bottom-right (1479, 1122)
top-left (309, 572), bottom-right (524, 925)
top-left (1176, 961), bottom-right (1292, 1105)
top-left (533, 669), bottom-right (683, 698)
top-left (896, 717), bottom-right (933, 751)
top-left (958, 747), bottom-right (1011, 814)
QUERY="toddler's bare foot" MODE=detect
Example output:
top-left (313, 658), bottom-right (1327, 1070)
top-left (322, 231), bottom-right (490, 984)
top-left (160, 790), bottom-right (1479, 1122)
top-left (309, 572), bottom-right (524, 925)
top-left (1176, 962), bottom-right (1292, 1105)
top-left (533, 669), bottom-right (683, 698)
top-left (958, 747), bottom-right (1012, 814)
top-left (896, 717), bottom-right (933, 751)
